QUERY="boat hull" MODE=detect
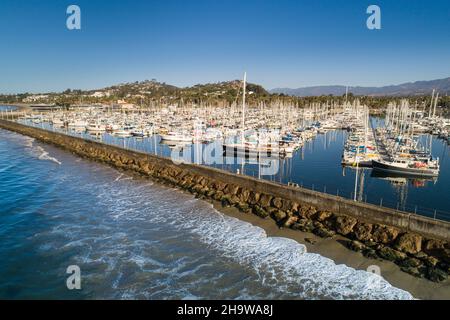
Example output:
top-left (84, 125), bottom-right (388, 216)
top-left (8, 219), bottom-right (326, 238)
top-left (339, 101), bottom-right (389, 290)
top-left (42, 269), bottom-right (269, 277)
top-left (372, 160), bottom-right (439, 177)
top-left (160, 135), bottom-right (192, 143)
top-left (341, 159), bottom-right (374, 167)
top-left (222, 145), bottom-right (284, 159)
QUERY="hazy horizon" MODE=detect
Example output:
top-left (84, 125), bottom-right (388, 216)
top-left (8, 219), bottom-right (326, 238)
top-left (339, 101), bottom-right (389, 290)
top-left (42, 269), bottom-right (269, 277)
top-left (1, 75), bottom-right (450, 96)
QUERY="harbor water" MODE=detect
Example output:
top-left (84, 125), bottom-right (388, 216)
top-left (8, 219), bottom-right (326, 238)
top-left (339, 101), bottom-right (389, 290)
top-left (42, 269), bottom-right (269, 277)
top-left (16, 116), bottom-right (450, 221)
top-left (0, 106), bottom-right (17, 111)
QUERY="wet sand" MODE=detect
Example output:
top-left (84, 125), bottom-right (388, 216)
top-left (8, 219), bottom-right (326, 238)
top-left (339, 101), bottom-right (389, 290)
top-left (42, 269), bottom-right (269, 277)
top-left (210, 201), bottom-right (450, 300)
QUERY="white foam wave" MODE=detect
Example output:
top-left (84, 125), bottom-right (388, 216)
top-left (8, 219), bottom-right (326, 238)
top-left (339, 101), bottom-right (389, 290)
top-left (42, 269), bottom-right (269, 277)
top-left (95, 181), bottom-right (414, 300)
top-left (1, 131), bottom-right (35, 148)
top-left (114, 173), bottom-right (132, 182)
top-left (35, 146), bottom-right (62, 165)
top-left (178, 204), bottom-right (414, 300)
top-left (30, 160), bottom-right (414, 300)
top-left (23, 136), bottom-right (35, 148)
top-left (11, 132), bottom-right (62, 165)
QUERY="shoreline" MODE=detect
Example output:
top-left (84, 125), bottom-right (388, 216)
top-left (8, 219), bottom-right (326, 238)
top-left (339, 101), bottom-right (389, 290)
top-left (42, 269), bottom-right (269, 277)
top-left (1, 121), bottom-right (449, 299)
top-left (207, 200), bottom-right (450, 300)
top-left (119, 169), bottom-right (450, 299)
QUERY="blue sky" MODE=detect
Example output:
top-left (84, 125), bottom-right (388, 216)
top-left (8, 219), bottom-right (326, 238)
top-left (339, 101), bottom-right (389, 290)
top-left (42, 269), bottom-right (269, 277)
top-left (0, 0), bottom-right (449, 93)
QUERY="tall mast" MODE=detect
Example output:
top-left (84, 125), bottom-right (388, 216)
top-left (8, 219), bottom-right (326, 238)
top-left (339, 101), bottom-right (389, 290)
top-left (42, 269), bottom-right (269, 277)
top-left (241, 72), bottom-right (246, 145)
top-left (433, 92), bottom-right (439, 118)
top-left (345, 86), bottom-right (348, 106)
top-left (429, 89), bottom-right (435, 118)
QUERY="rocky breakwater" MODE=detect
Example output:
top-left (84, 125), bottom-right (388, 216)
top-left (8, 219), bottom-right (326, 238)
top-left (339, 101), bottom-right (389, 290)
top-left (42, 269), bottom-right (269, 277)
top-left (0, 120), bottom-right (449, 283)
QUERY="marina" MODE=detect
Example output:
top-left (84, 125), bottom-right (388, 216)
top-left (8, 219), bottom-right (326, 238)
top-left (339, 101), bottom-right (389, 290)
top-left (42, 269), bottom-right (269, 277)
top-left (5, 96), bottom-right (449, 222)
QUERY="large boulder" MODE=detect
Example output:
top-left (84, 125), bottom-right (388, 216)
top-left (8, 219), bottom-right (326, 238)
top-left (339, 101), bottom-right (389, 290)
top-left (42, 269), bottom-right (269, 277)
top-left (191, 184), bottom-right (203, 193)
top-left (395, 233), bottom-right (422, 254)
top-left (271, 197), bottom-right (283, 209)
top-left (272, 210), bottom-right (287, 223)
top-left (426, 267), bottom-right (448, 282)
top-left (401, 266), bottom-right (422, 278)
top-left (352, 222), bottom-right (373, 242)
top-left (213, 191), bottom-right (224, 201)
top-left (220, 195), bottom-right (232, 207)
top-left (423, 255), bottom-right (439, 267)
top-left (248, 192), bottom-right (261, 205)
top-left (347, 240), bottom-right (366, 252)
top-left (259, 194), bottom-right (273, 208)
top-left (238, 189), bottom-right (251, 203)
top-left (377, 246), bottom-right (407, 262)
top-left (372, 225), bottom-right (399, 244)
top-left (362, 248), bottom-right (378, 259)
top-left (400, 257), bottom-right (423, 268)
top-left (290, 202), bottom-right (300, 213)
top-left (424, 239), bottom-right (446, 251)
top-left (229, 195), bottom-right (241, 205)
top-left (206, 189), bottom-right (216, 198)
top-left (236, 202), bottom-right (250, 213)
top-left (281, 216), bottom-right (298, 228)
top-left (423, 239), bottom-right (450, 264)
top-left (297, 206), bottom-right (317, 219)
top-left (281, 200), bottom-right (295, 212)
top-left (291, 218), bottom-right (315, 232)
top-left (334, 215), bottom-right (357, 236)
top-left (313, 222), bottom-right (335, 238)
top-left (253, 205), bottom-right (269, 219)
top-left (214, 182), bottom-right (227, 191)
top-left (313, 210), bottom-right (333, 222)
top-left (224, 184), bottom-right (240, 195)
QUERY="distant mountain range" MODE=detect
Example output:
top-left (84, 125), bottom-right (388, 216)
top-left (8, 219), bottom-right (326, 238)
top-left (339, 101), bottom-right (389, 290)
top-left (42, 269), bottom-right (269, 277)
top-left (270, 77), bottom-right (450, 97)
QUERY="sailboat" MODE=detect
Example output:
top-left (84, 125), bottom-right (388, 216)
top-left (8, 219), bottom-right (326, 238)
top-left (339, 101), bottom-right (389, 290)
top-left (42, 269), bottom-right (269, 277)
top-left (372, 156), bottom-right (440, 177)
top-left (372, 96), bottom-right (440, 178)
top-left (160, 131), bottom-right (193, 143)
top-left (222, 73), bottom-right (286, 158)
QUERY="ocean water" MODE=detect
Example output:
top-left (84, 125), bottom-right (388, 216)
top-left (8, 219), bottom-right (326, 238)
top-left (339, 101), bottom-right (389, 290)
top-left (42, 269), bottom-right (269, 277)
top-left (0, 128), bottom-right (414, 299)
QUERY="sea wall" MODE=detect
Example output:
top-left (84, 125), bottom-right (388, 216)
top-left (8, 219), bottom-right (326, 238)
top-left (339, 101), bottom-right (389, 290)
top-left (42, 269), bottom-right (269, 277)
top-left (1, 119), bottom-right (449, 282)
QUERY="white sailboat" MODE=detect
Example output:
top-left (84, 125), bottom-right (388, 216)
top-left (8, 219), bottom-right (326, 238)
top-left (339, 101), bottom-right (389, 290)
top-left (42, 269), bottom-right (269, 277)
top-left (160, 131), bottom-right (193, 143)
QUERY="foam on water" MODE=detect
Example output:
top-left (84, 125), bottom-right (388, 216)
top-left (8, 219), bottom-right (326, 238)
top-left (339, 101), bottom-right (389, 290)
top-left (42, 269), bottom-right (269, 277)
top-left (35, 146), bottom-right (62, 165)
top-left (5, 131), bottom-right (62, 165)
top-left (90, 178), bottom-right (414, 300)
top-left (183, 206), bottom-right (413, 299)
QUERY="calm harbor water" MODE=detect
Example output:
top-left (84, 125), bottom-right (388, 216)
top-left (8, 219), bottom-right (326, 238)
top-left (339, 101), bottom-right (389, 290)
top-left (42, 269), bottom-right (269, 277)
top-left (0, 128), bottom-right (414, 299)
top-left (17, 116), bottom-right (450, 221)
top-left (0, 105), bottom-right (17, 111)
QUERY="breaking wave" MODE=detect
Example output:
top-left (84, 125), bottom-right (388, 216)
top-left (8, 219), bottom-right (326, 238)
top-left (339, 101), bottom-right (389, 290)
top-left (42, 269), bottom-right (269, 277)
top-left (34, 146), bottom-right (62, 165)
top-left (90, 179), bottom-right (414, 300)
top-left (9, 132), bottom-right (62, 165)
